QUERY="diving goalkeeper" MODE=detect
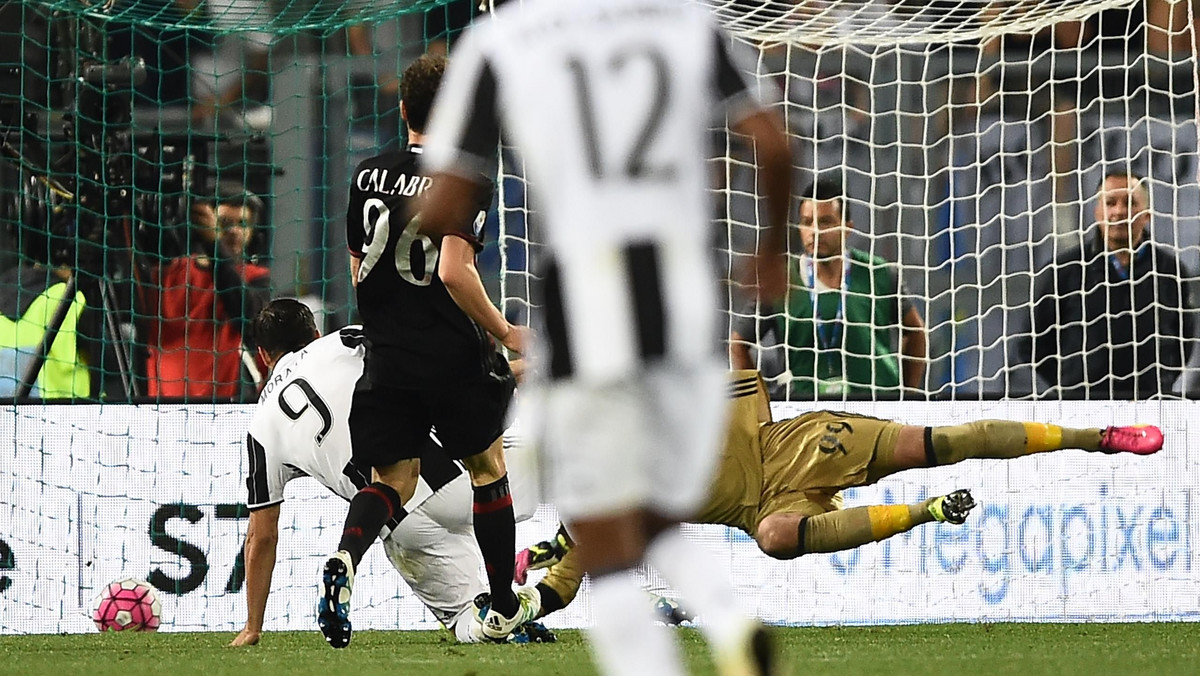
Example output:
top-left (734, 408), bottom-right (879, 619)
top-left (517, 370), bottom-right (1164, 616)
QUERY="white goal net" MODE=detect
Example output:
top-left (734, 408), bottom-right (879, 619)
top-left (499, 0), bottom-right (1200, 401)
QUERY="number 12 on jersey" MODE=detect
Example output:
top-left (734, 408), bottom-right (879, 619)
top-left (566, 46), bottom-right (676, 181)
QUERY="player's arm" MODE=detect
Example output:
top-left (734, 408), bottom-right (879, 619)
top-left (897, 276), bottom-right (926, 389)
top-left (728, 305), bottom-right (767, 369)
top-left (230, 504), bottom-right (280, 646)
top-left (232, 432), bottom-right (287, 647)
top-left (900, 304), bottom-right (926, 390)
top-left (715, 29), bottom-right (792, 301)
top-left (439, 233), bottom-right (525, 354)
top-left (419, 175), bottom-right (488, 238)
top-left (729, 330), bottom-right (754, 369)
top-left (733, 112), bottom-right (790, 302)
top-left (346, 175), bottom-right (367, 288)
top-left (418, 31), bottom-right (501, 239)
top-left (733, 111), bottom-right (790, 254)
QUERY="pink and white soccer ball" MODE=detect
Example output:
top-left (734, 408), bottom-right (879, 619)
top-left (92, 578), bottom-right (162, 632)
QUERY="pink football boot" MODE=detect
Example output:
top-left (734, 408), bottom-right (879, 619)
top-left (1100, 425), bottom-right (1164, 455)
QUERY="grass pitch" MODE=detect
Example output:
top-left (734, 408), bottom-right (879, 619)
top-left (1, 623), bottom-right (1198, 676)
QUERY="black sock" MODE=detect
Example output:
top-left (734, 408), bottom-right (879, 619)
top-left (534, 582), bottom-right (565, 616)
top-left (473, 474), bottom-right (517, 616)
top-left (338, 482), bottom-right (405, 568)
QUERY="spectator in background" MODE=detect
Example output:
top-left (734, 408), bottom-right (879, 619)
top-left (181, 0), bottom-right (274, 128)
top-left (145, 183), bottom-right (270, 399)
top-left (0, 262), bottom-right (94, 398)
top-left (1025, 170), bottom-right (1196, 398)
top-left (730, 176), bottom-right (926, 398)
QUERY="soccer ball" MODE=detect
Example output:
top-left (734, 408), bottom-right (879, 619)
top-left (92, 578), bottom-right (162, 632)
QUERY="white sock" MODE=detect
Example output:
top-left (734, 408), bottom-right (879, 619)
top-left (588, 569), bottom-right (684, 676)
top-left (645, 527), bottom-right (752, 652)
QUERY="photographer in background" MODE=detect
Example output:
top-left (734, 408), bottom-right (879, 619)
top-left (144, 182), bottom-right (270, 399)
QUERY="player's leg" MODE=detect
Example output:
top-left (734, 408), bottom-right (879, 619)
top-left (459, 437), bottom-right (522, 618)
top-left (541, 378), bottom-right (684, 676)
top-left (382, 486), bottom-right (492, 643)
top-left (571, 512), bottom-right (686, 676)
top-left (867, 421), bottom-right (1163, 482)
top-left (319, 382), bottom-right (425, 648)
top-left (335, 459), bottom-right (419, 567)
top-left (516, 522), bottom-right (574, 584)
top-left (753, 491), bottom-right (977, 560)
top-left (531, 543), bottom-right (584, 619)
top-left (501, 429), bottom-right (542, 522)
top-left (641, 364), bottom-right (781, 676)
top-left (434, 374), bottom-right (529, 636)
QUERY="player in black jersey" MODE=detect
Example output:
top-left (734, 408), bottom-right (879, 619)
top-left (319, 53), bottom-right (536, 649)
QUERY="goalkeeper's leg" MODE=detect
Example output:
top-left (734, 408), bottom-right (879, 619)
top-left (516, 522), bottom-right (574, 585)
top-left (754, 491), bottom-right (977, 560)
top-left (867, 421), bottom-right (1163, 482)
top-left (532, 545), bottom-right (584, 619)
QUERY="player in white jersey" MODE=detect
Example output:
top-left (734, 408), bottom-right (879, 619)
top-left (229, 299), bottom-right (545, 646)
top-left (417, 1), bottom-right (794, 674)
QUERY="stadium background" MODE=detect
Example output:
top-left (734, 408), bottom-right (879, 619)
top-left (3, 0), bottom-right (1200, 635)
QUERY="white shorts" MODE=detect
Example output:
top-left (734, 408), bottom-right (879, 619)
top-left (535, 361), bottom-right (729, 522)
top-left (379, 439), bottom-right (540, 639)
top-left (382, 478), bottom-right (484, 634)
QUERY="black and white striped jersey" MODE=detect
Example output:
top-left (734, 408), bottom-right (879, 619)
top-left (245, 327), bottom-right (461, 525)
top-left (424, 0), bottom-right (763, 381)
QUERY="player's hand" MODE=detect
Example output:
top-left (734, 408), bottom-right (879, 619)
top-left (752, 250), bottom-right (788, 303)
top-left (509, 358), bottom-right (526, 384)
top-left (500, 324), bottom-right (530, 355)
top-left (228, 628), bottom-right (261, 647)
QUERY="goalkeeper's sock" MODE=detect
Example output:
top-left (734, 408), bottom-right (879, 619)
top-left (928, 421), bottom-right (1103, 465)
top-left (472, 474), bottom-right (519, 617)
top-left (588, 567), bottom-right (684, 676)
top-left (797, 501), bottom-right (940, 555)
top-left (536, 546), bottom-right (585, 618)
top-left (338, 482), bottom-right (405, 568)
top-left (534, 582), bottom-right (566, 619)
top-left (644, 527), bottom-right (751, 656)
top-left (554, 522), bottom-right (576, 548)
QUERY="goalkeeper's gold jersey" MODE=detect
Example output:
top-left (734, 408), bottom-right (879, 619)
top-left (693, 370), bottom-right (772, 534)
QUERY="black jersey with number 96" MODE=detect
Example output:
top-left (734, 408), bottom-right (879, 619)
top-left (346, 144), bottom-right (499, 384)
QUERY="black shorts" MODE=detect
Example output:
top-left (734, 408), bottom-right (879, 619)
top-left (348, 372), bottom-right (516, 467)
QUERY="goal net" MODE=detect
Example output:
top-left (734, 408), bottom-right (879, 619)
top-left (499, 0), bottom-right (1200, 401)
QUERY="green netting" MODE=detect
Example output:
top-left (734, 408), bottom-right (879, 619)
top-left (0, 0), bottom-right (489, 402)
top-left (37, 0), bottom-right (454, 34)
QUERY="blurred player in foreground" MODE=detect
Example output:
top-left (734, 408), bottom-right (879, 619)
top-left (231, 300), bottom-right (547, 646)
top-left (417, 0), bottom-right (793, 673)
top-left (516, 370), bottom-right (1165, 617)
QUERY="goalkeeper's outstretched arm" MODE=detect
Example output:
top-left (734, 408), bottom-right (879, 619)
top-left (229, 505), bottom-right (281, 647)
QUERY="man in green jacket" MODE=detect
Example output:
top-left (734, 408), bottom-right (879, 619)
top-left (730, 176), bottom-right (926, 398)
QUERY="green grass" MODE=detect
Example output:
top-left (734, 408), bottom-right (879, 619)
top-left (1, 624), bottom-right (1198, 676)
